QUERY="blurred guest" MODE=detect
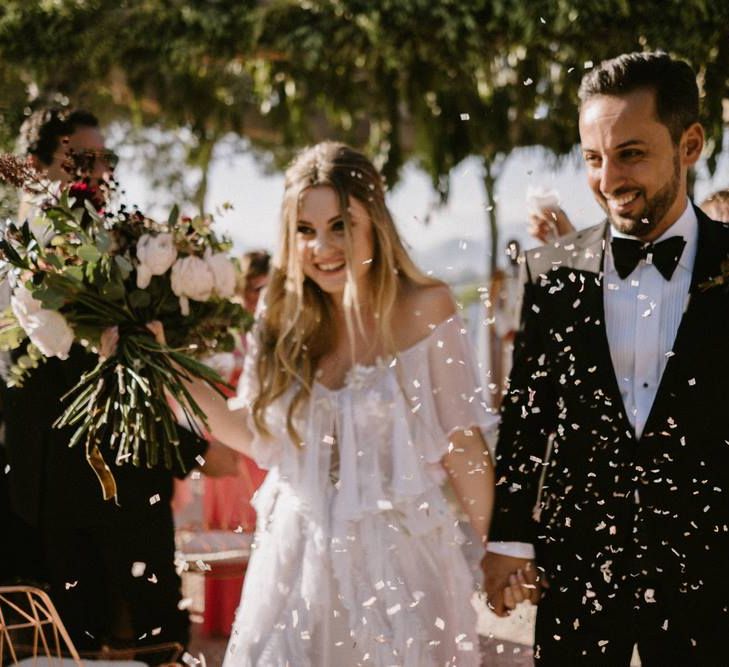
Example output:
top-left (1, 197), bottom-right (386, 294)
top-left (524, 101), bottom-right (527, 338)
top-left (1, 107), bottom-right (238, 662)
top-left (700, 187), bottom-right (729, 222)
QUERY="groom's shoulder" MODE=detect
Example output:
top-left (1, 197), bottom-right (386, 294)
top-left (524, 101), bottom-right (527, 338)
top-left (522, 222), bottom-right (606, 282)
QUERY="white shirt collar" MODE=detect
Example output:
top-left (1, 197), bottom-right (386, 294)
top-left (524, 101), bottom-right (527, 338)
top-left (607, 198), bottom-right (698, 273)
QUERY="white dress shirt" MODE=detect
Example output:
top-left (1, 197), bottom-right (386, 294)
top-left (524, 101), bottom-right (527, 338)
top-left (488, 200), bottom-right (698, 559)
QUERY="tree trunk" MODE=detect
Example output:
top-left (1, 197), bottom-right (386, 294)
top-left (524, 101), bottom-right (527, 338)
top-left (191, 135), bottom-right (217, 216)
top-left (482, 156), bottom-right (499, 277)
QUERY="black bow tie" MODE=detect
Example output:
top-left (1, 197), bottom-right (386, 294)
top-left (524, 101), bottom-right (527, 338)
top-left (610, 236), bottom-right (686, 281)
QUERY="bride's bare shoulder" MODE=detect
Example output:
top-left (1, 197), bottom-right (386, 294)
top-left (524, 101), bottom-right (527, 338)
top-left (393, 282), bottom-right (457, 349)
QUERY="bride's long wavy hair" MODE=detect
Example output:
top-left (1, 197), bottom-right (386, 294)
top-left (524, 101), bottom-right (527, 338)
top-left (252, 141), bottom-right (440, 442)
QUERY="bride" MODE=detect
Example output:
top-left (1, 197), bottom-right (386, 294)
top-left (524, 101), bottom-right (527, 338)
top-left (185, 141), bottom-right (496, 666)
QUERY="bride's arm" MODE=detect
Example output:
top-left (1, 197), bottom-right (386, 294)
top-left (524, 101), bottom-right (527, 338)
top-left (442, 428), bottom-right (495, 544)
top-left (179, 375), bottom-right (255, 455)
top-left (143, 321), bottom-right (255, 454)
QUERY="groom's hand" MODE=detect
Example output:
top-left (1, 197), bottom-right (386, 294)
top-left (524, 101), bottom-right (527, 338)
top-left (482, 552), bottom-right (544, 616)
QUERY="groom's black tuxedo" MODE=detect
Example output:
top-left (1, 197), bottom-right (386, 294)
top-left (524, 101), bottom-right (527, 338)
top-left (491, 207), bottom-right (729, 664)
top-left (2, 344), bottom-right (208, 660)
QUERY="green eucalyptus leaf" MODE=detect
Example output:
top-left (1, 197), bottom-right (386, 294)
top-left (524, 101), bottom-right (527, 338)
top-left (114, 255), bottom-right (134, 278)
top-left (100, 281), bottom-right (125, 300)
top-left (96, 230), bottom-right (113, 253)
top-left (65, 266), bottom-right (84, 283)
top-left (0, 324), bottom-right (27, 351)
top-left (129, 289), bottom-right (152, 308)
top-left (32, 286), bottom-right (65, 310)
top-left (45, 254), bottom-right (63, 270)
top-left (77, 244), bottom-right (102, 262)
top-left (167, 204), bottom-right (180, 227)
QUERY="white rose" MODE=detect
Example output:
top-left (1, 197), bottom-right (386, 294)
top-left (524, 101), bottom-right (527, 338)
top-left (170, 256), bottom-right (214, 316)
top-left (10, 285), bottom-right (74, 359)
top-left (205, 250), bottom-right (236, 298)
top-left (136, 233), bottom-right (178, 289)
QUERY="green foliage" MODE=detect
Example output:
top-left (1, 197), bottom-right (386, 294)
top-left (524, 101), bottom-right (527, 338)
top-left (0, 0), bottom-right (727, 247)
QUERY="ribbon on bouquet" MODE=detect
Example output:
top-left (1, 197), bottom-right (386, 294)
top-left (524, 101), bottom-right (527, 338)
top-left (87, 440), bottom-right (119, 503)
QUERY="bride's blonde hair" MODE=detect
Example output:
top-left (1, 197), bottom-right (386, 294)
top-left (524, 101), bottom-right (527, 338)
top-left (252, 141), bottom-right (440, 442)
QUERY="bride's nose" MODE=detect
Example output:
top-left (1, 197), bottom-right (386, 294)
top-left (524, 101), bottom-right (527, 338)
top-left (308, 232), bottom-right (336, 254)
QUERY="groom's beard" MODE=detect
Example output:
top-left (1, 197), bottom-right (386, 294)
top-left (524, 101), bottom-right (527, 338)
top-left (603, 151), bottom-right (681, 239)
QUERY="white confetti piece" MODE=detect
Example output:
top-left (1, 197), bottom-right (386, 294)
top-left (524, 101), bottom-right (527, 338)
top-left (387, 603), bottom-right (401, 615)
top-left (131, 562), bottom-right (146, 577)
top-left (149, 494), bottom-right (160, 505)
top-left (435, 617), bottom-right (445, 630)
top-left (460, 113), bottom-right (470, 121)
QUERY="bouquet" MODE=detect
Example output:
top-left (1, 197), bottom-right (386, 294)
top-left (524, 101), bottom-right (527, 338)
top-left (0, 154), bottom-right (251, 500)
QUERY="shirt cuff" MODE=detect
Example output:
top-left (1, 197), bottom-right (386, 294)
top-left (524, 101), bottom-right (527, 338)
top-left (487, 541), bottom-right (536, 559)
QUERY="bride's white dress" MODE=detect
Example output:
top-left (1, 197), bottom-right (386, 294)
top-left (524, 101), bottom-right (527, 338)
top-left (224, 314), bottom-right (496, 666)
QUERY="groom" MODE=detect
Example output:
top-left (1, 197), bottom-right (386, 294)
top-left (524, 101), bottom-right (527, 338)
top-left (483, 52), bottom-right (729, 665)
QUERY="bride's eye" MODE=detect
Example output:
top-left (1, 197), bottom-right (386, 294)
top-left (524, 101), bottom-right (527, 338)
top-left (296, 224), bottom-right (314, 236)
top-left (331, 219), bottom-right (345, 233)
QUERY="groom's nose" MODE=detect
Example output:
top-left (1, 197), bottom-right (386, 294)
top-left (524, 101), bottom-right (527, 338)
top-left (599, 157), bottom-right (626, 196)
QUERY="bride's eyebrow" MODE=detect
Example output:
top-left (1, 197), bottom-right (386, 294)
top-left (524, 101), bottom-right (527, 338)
top-left (296, 214), bottom-right (344, 226)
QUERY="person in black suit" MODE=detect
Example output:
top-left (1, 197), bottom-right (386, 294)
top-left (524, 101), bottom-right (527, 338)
top-left (1, 108), bottom-right (240, 662)
top-left (483, 52), bottom-right (729, 666)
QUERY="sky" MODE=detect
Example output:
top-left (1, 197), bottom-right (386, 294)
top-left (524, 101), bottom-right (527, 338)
top-left (116, 130), bottom-right (729, 277)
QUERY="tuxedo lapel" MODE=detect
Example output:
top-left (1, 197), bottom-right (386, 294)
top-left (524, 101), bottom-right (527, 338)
top-left (641, 208), bottom-right (729, 440)
top-left (566, 222), bottom-right (637, 441)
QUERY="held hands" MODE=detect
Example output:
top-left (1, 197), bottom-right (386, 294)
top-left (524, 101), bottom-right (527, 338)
top-left (528, 206), bottom-right (575, 243)
top-left (481, 552), bottom-right (548, 616)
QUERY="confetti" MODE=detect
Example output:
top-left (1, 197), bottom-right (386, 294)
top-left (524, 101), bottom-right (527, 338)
top-left (131, 562), bottom-right (146, 577)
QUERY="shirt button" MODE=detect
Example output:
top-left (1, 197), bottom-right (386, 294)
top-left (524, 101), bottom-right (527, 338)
top-left (643, 382), bottom-right (649, 388)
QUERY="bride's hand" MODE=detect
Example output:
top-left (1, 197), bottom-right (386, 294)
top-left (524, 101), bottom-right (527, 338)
top-left (146, 320), bottom-right (166, 345)
top-left (99, 325), bottom-right (119, 360)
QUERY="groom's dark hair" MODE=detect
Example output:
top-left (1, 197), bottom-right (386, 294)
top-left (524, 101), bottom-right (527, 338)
top-left (578, 51), bottom-right (699, 145)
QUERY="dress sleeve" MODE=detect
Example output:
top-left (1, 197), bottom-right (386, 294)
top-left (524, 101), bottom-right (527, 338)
top-left (401, 314), bottom-right (498, 462)
top-left (227, 325), bottom-right (283, 470)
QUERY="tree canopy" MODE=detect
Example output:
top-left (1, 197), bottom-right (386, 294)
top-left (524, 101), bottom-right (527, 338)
top-left (1, 0), bottom-right (728, 267)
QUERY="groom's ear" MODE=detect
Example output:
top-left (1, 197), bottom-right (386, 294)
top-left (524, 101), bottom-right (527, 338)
top-left (680, 122), bottom-right (704, 166)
